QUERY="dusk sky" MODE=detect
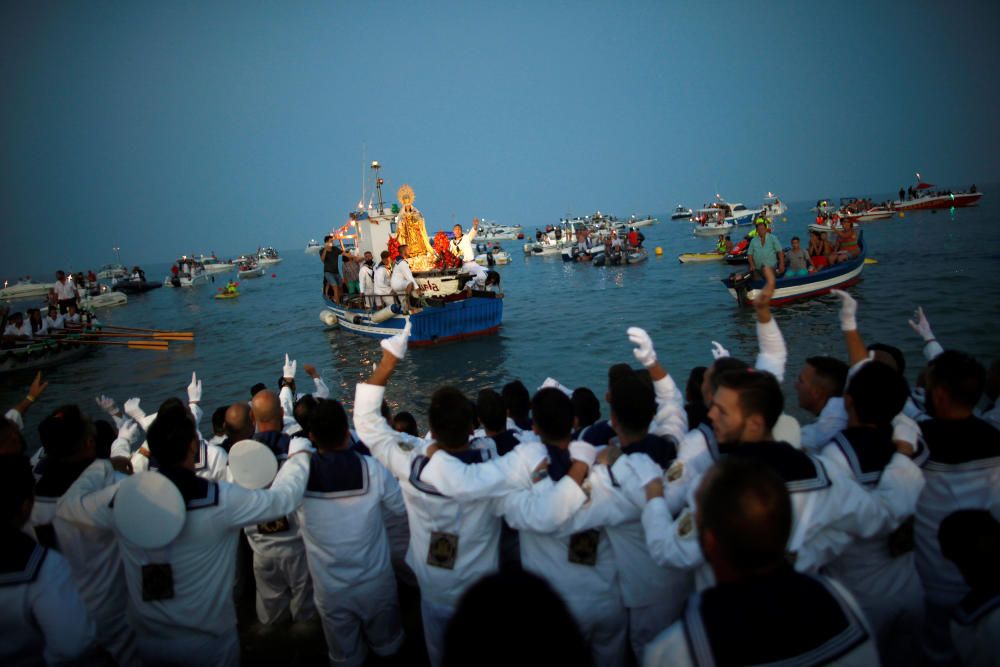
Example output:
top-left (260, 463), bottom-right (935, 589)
top-left (3, 0), bottom-right (998, 275)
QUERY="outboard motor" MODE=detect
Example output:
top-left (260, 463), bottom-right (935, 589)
top-left (731, 272), bottom-right (752, 306)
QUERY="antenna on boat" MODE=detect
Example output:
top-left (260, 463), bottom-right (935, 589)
top-left (358, 143), bottom-right (367, 210)
top-left (372, 161), bottom-right (384, 214)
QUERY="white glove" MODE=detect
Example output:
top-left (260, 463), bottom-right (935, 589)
top-left (891, 414), bottom-right (920, 448)
top-left (539, 377), bottom-right (572, 397)
top-left (95, 394), bottom-right (119, 416)
top-left (627, 326), bottom-right (657, 368)
top-left (908, 307), bottom-right (935, 342)
top-left (288, 436), bottom-right (315, 458)
top-left (711, 341), bottom-right (730, 360)
top-left (282, 354), bottom-right (297, 380)
top-left (116, 419), bottom-right (140, 448)
top-left (123, 398), bottom-right (146, 423)
top-left (624, 454), bottom-right (664, 488)
top-left (568, 441), bottom-right (597, 468)
top-left (187, 371), bottom-right (202, 404)
top-left (830, 289), bottom-right (857, 331)
top-left (380, 321), bottom-right (412, 360)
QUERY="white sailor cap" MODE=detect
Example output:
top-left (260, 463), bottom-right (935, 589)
top-left (228, 439), bottom-right (278, 489)
top-left (113, 471), bottom-right (186, 549)
top-left (773, 413), bottom-right (802, 449)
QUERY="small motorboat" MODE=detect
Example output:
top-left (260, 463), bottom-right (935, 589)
top-left (475, 243), bottom-right (512, 266)
top-left (96, 263), bottom-right (129, 280)
top-left (626, 215), bottom-right (658, 228)
top-left (256, 247), bottom-right (282, 266)
top-left (761, 193), bottom-right (787, 219)
top-left (842, 207), bottom-right (894, 223)
top-left (723, 232), bottom-right (867, 306)
top-left (305, 239), bottom-right (322, 255)
top-left (238, 261), bottom-right (264, 279)
top-left (671, 205), bottom-right (693, 220)
top-left (80, 291), bottom-right (127, 310)
top-left (198, 255), bottom-right (231, 274)
top-left (164, 257), bottom-right (209, 288)
top-left (0, 279), bottom-right (52, 301)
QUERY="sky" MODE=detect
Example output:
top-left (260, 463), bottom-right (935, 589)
top-left (2, 0), bottom-right (999, 275)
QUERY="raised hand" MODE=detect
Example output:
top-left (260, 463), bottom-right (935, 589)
top-left (282, 354), bottom-right (297, 380)
top-left (96, 394), bottom-right (119, 416)
top-left (830, 289), bottom-right (857, 331)
top-left (908, 306), bottom-right (935, 342)
top-left (380, 321), bottom-right (412, 361)
top-left (123, 397), bottom-right (145, 422)
top-left (187, 372), bottom-right (202, 404)
top-left (627, 327), bottom-right (657, 368)
top-left (710, 341), bottom-right (730, 360)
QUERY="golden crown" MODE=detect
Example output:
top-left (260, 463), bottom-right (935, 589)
top-left (397, 184), bottom-right (415, 206)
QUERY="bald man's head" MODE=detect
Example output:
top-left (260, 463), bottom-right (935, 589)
top-left (224, 403), bottom-right (253, 442)
top-left (251, 390), bottom-right (284, 432)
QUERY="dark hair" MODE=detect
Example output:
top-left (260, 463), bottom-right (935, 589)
top-left (485, 270), bottom-right (501, 286)
top-left (698, 458), bottom-right (792, 575)
top-left (531, 388), bottom-right (573, 442)
top-left (94, 419), bottom-right (115, 459)
top-left (380, 251), bottom-right (390, 260)
top-left (846, 362), bottom-right (909, 426)
top-left (392, 411), bottom-right (420, 437)
top-left (715, 369), bottom-right (784, 430)
top-left (429, 387), bottom-right (474, 449)
top-left (571, 387), bottom-right (601, 430)
top-left (477, 389), bottom-right (507, 433)
top-left (323, 234), bottom-right (332, 242)
top-left (805, 356), bottom-right (849, 397)
top-left (685, 366), bottom-right (707, 404)
top-left (250, 383), bottom-right (267, 398)
top-left (147, 405), bottom-right (197, 467)
top-left (607, 363), bottom-right (635, 390)
top-left (211, 406), bottom-right (228, 437)
top-left (309, 399), bottom-right (349, 449)
top-left (791, 236), bottom-right (800, 242)
top-left (0, 455), bottom-right (35, 526)
top-left (293, 394), bottom-right (318, 433)
top-left (867, 343), bottom-right (905, 376)
top-left (939, 509), bottom-right (1000, 590)
top-left (927, 350), bottom-right (986, 409)
top-left (37, 405), bottom-right (92, 460)
top-left (501, 380), bottom-right (531, 421)
top-left (609, 375), bottom-right (656, 437)
top-left (709, 357), bottom-right (751, 392)
top-left (444, 568), bottom-right (592, 667)
top-left (158, 397), bottom-right (186, 414)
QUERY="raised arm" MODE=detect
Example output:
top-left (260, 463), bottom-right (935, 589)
top-left (753, 268), bottom-right (787, 381)
top-left (908, 307), bottom-right (944, 360)
top-left (831, 289), bottom-right (868, 366)
top-left (628, 327), bottom-right (688, 442)
top-left (55, 459), bottom-right (119, 530)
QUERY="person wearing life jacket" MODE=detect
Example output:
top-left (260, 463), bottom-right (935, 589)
top-left (715, 235), bottom-right (727, 254)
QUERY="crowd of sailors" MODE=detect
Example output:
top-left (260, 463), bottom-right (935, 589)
top-left (2, 273), bottom-right (998, 667)
top-left (1, 270), bottom-right (92, 341)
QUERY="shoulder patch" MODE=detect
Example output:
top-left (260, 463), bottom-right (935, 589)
top-left (677, 510), bottom-right (695, 538)
top-left (667, 459), bottom-right (684, 482)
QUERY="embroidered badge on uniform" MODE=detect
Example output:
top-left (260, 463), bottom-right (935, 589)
top-left (666, 460), bottom-right (684, 482)
top-left (530, 465), bottom-right (549, 484)
top-left (676, 511), bottom-right (694, 538)
top-left (142, 563), bottom-right (175, 601)
top-left (257, 516), bottom-right (291, 535)
top-left (427, 531), bottom-right (459, 569)
top-left (568, 529), bottom-right (600, 566)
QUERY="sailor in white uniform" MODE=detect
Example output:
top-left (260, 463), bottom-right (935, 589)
top-left (28, 406), bottom-right (139, 665)
top-left (57, 402), bottom-right (311, 667)
top-left (276, 355), bottom-right (330, 433)
top-left (355, 325), bottom-right (590, 666)
top-left (373, 251), bottom-right (393, 306)
top-left (450, 217), bottom-right (487, 282)
top-left (297, 398), bottom-right (407, 667)
top-left (643, 458), bottom-right (879, 667)
top-left (1, 455), bottom-right (98, 666)
top-left (359, 252), bottom-right (376, 307)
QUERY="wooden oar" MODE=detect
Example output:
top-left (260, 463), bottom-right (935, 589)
top-left (73, 331), bottom-right (193, 341)
top-left (37, 337), bottom-right (168, 350)
top-left (100, 324), bottom-right (194, 335)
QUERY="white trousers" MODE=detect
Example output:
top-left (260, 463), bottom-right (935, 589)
top-left (314, 571), bottom-right (403, 667)
top-left (629, 597), bottom-right (683, 662)
top-left (252, 550), bottom-right (315, 624)
top-left (420, 598), bottom-right (456, 667)
top-left (565, 595), bottom-right (628, 667)
top-left (138, 628), bottom-right (239, 667)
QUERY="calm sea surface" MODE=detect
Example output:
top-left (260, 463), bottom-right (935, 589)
top-left (4, 197), bottom-right (1000, 448)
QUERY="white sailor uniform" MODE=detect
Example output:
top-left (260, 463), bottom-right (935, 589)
top-left (297, 449), bottom-right (407, 667)
top-left (56, 449), bottom-right (310, 667)
top-left (950, 591), bottom-right (1000, 667)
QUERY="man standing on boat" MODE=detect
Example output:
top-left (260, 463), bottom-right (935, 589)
top-left (451, 217), bottom-right (487, 282)
top-left (746, 220), bottom-right (784, 278)
top-left (53, 270), bottom-right (78, 314)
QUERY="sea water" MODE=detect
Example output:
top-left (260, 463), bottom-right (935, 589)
top-left (3, 197), bottom-right (1000, 448)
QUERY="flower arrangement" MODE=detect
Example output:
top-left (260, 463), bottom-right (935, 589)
top-left (388, 236), bottom-right (400, 262)
top-left (433, 231), bottom-right (462, 269)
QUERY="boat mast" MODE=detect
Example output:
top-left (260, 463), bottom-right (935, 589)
top-left (372, 160), bottom-right (384, 214)
top-left (358, 143), bottom-right (367, 210)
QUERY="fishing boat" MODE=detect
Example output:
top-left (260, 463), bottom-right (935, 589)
top-left (722, 233), bottom-right (866, 306)
top-left (80, 291), bottom-right (128, 310)
top-left (256, 247), bottom-right (282, 266)
top-left (198, 255), bottom-right (231, 274)
top-left (671, 205), bottom-right (693, 220)
top-left (320, 163), bottom-right (502, 346)
top-left (163, 257), bottom-right (208, 288)
top-left (305, 239), bottom-right (322, 255)
top-left (0, 279), bottom-right (52, 301)
top-left (626, 214), bottom-right (658, 228)
top-left (96, 263), bottom-right (129, 280)
top-left (592, 247), bottom-right (648, 267)
top-left (0, 339), bottom-right (92, 375)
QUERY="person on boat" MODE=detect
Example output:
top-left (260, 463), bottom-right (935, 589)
top-left (450, 217), bottom-right (486, 281)
top-left (374, 251), bottom-right (394, 307)
top-left (26, 308), bottom-right (47, 337)
top-left (627, 227), bottom-right (640, 248)
top-left (715, 236), bottom-right (727, 255)
top-left (53, 270), bottom-right (78, 314)
top-left (358, 251), bottom-right (376, 307)
top-left (44, 305), bottom-right (64, 331)
top-left (3, 312), bottom-right (32, 338)
top-left (784, 236), bottom-right (812, 277)
top-left (468, 270), bottom-right (501, 295)
top-left (320, 235), bottom-right (343, 303)
top-left (829, 219), bottom-right (860, 265)
top-left (64, 303), bottom-right (82, 328)
top-left (746, 220), bottom-right (784, 278)
top-left (390, 245), bottom-right (420, 311)
top-left (807, 230), bottom-right (832, 270)
top-left (224, 281), bottom-right (238, 295)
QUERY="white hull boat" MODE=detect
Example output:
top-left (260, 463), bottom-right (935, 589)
top-left (671, 205), bottom-right (693, 219)
top-left (81, 291), bottom-right (128, 310)
top-left (0, 281), bottom-right (53, 300)
top-left (305, 240), bottom-right (322, 255)
top-left (693, 221), bottom-right (734, 237)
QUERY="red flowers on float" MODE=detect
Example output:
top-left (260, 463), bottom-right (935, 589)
top-left (433, 231), bottom-right (462, 269)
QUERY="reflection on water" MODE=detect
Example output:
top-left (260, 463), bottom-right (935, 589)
top-left (3, 198), bottom-right (1000, 446)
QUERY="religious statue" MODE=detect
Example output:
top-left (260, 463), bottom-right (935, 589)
top-left (395, 184), bottom-right (437, 271)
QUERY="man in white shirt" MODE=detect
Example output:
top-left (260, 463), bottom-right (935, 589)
top-left (3, 312), bottom-right (32, 338)
top-left (53, 270), bottom-right (78, 313)
top-left (796, 356), bottom-right (850, 451)
top-left (298, 398), bottom-right (407, 667)
top-left (373, 251), bottom-right (394, 306)
top-left (450, 217), bottom-right (487, 282)
top-left (389, 246), bottom-right (420, 310)
top-left (358, 251), bottom-right (376, 307)
top-left (643, 458), bottom-right (879, 667)
top-left (43, 305), bottom-right (65, 331)
top-left (58, 403), bottom-right (311, 666)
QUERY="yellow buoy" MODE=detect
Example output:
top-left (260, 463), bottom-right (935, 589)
top-left (898, 212), bottom-right (905, 218)
top-left (864, 258), bottom-right (878, 265)
top-left (655, 246), bottom-right (663, 256)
